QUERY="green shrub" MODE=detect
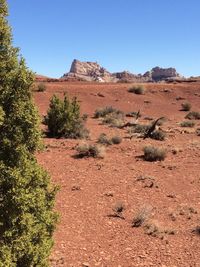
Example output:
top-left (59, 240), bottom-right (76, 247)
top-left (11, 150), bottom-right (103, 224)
top-left (37, 82), bottom-right (46, 92)
top-left (180, 121), bottom-right (195, 128)
top-left (128, 85), bottom-right (145, 95)
top-left (181, 102), bottom-right (191, 111)
top-left (76, 143), bottom-right (105, 158)
top-left (185, 111), bottom-right (200, 120)
top-left (45, 94), bottom-right (89, 138)
top-left (143, 146), bottom-right (166, 161)
top-left (0, 1), bottom-right (57, 265)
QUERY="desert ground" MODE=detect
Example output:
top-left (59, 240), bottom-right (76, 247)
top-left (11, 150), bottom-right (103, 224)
top-left (34, 81), bottom-right (200, 267)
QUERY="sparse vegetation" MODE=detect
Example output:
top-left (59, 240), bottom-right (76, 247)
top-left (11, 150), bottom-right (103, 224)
top-left (37, 82), bottom-right (46, 92)
top-left (76, 143), bottom-right (105, 158)
top-left (102, 112), bottom-right (124, 128)
top-left (180, 120), bottom-right (195, 128)
top-left (181, 102), bottom-right (191, 111)
top-left (130, 124), bottom-right (150, 134)
top-left (97, 133), bottom-right (112, 145)
top-left (97, 133), bottom-right (122, 145)
top-left (143, 146), bottom-right (167, 161)
top-left (111, 135), bottom-right (122, 144)
top-left (144, 220), bottom-right (175, 239)
top-left (128, 85), bottom-right (145, 95)
top-left (45, 94), bottom-right (89, 138)
top-left (185, 111), bottom-right (200, 120)
top-left (94, 106), bottom-right (123, 118)
top-left (150, 130), bottom-right (166, 140)
top-left (132, 205), bottom-right (153, 227)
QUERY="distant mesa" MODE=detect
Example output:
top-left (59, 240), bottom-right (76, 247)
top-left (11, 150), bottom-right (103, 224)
top-left (61, 59), bottom-right (182, 83)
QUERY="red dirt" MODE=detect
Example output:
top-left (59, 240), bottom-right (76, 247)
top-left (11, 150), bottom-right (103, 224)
top-left (34, 81), bottom-right (200, 267)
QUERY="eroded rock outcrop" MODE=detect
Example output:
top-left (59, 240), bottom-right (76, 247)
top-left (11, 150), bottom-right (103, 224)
top-left (62, 60), bottom-right (181, 82)
top-left (62, 59), bottom-right (116, 82)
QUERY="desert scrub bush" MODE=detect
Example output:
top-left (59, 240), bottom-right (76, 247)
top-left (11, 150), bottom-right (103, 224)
top-left (94, 106), bottom-right (123, 118)
top-left (144, 220), bottom-right (175, 239)
top-left (102, 112), bottom-right (124, 128)
top-left (131, 124), bottom-right (150, 134)
top-left (76, 143), bottom-right (105, 158)
top-left (150, 130), bottom-right (166, 141)
top-left (97, 133), bottom-right (122, 145)
top-left (44, 94), bottom-right (89, 138)
top-left (185, 111), bottom-right (200, 120)
top-left (97, 133), bottom-right (112, 145)
top-left (132, 205), bottom-right (153, 227)
top-left (181, 102), bottom-right (191, 111)
top-left (143, 146), bottom-right (166, 161)
top-left (128, 85), bottom-right (145, 95)
top-left (111, 135), bottom-right (122, 144)
top-left (180, 120), bottom-right (195, 128)
top-left (37, 82), bottom-right (46, 92)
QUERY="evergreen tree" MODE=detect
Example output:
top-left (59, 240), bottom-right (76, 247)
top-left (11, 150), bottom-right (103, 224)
top-left (0, 1), bottom-right (58, 266)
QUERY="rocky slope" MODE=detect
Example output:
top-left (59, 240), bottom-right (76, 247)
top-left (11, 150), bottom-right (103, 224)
top-left (61, 59), bottom-right (182, 82)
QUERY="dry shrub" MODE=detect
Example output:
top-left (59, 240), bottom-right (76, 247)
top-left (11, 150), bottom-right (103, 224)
top-left (144, 220), bottom-right (175, 239)
top-left (76, 143), bottom-right (105, 158)
top-left (94, 106), bottom-right (123, 118)
top-left (128, 85), bottom-right (145, 95)
top-left (102, 112), bottom-right (124, 128)
top-left (143, 146), bottom-right (166, 161)
top-left (181, 102), bottom-right (191, 111)
top-left (185, 111), bottom-right (200, 120)
top-left (150, 130), bottom-right (166, 141)
top-left (132, 205), bottom-right (153, 227)
top-left (180, 121), bottom-right (195, 128)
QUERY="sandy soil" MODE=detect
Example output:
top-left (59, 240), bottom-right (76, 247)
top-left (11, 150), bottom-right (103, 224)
top-left (34, 81), bottom-right (200, 267)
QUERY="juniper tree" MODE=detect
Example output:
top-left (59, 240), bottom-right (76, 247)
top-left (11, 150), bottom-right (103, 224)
top-left (0, 1), bottom-right (58, 266)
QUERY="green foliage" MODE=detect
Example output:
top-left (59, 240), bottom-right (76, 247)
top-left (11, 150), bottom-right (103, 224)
top-left (0, 158), bottom-right (58, 266)
top-left (45, 94), bottom-right (89, 139)
top-left (0, 1), bottom-right (58, 265)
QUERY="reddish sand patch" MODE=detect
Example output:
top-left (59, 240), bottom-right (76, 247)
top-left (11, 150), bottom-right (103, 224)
top-left (34, 81), bottom-right (200, 267)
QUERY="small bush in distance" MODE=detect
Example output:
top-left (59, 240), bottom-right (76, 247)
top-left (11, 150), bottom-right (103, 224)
top-left (111, 135), bottom-right (122, 144)
top-left (132, 205), bottom-right (153, 227)
top-left (97, 133), bottom-right (112, 145)
top-left (45, 94), bottom-right (89, 139)
top-left (185, 111), bottom-right (200, 120)
top-left (94, 106), bottom-right (123, 118)
top-left (180, 121), bottom-right (195, 128)
top-left (76, 143), bottom-right (105, 158)
top-left (150, 130), bottom-right (166, 141)
top-left (143, 146), bottom-right (166, 161)
top-left (37, 83), bottom-right (46, 92)
top-left (181, 102), bottom-right (191, 111)
top-left (102, 112), bottom-right (124, 128)
top-left (128, 85), bottom-right (145, 95)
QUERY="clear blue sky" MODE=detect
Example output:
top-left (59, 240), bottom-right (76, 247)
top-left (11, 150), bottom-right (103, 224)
top-left (7, 0), bottom-right (200, 78)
